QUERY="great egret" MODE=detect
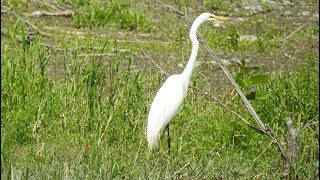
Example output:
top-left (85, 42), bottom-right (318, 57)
top-left (147, 13), bottom-right (230, 152)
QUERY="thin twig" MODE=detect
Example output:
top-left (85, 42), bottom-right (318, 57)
top-left (190, 85), bottom-right (264, 134)
top-left (1, 5), bottom-right (52, 37)
top-left (78, 53), bottom-right (114, 57)
top-left (157, 1), bottom-right (185, 16)
top-left (280, 22), bottom-right (309, 43)
top-left (264, 125), bottom-right (287, 162)
top-left (134, 35), bottom-right (170, 76)
top-left (172, 162), bottom-right (190, 177)
top-left (241, 140), bottom-right (275, 175)
top-left (253, 140), bottom-right (275, 163)
top-left (299, 115), bottom-right (319, 133)
top-left (199, 72), bottom-right (211, 91)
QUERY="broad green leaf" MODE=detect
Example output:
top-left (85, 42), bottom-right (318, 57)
top-left (237, 79), bottom-right (246, 88)
top-left (250, 74), bottom-right (269, 85)
top-left (246, 90), bottom-right (270, 100)
top-left (236, 72), bottom-right (246, 88)
top-left (255, 90), bottom-right (270, 100)
top-left (243, 78), bottom-right (252, 86)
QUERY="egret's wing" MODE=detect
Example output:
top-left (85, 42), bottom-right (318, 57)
top-left (149, 75), bottom-right (185, 128)
top-left (147, 75), bottom-right (185, 148)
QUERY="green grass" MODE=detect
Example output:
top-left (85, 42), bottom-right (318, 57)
top-left (71, 0), bottom-right (151, 31)
top-left (1, 0), bottom-right (319, 179)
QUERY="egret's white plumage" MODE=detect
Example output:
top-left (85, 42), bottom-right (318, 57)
top-left (147, 13), bottom-right (230, 150)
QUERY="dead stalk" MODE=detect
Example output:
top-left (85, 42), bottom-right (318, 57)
top-left (285, 117), bottom-right (299, 165)
top-left (28, 10), bottom-right (73, 17)
top-left (280, 22), bottom-right (309, 43)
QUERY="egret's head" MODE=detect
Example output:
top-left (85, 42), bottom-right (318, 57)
top-left (199, 12), bottom-right (231, 23)
top-left (190, 12), bottom-right (232, 40)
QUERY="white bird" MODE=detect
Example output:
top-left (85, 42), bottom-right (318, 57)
top-left (146, 13), bottom-right (230, 152)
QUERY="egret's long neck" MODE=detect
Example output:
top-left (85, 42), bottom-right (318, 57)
top-left (182, 18), bottom-right (203, 88)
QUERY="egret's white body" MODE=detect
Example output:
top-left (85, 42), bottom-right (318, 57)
top-left (147, 13), bottom-right (229, 150)
top-left (147, 74), bottom-right (187, 148)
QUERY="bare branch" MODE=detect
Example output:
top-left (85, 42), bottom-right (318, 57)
top-left (285, 117), bottom-right (299, 164)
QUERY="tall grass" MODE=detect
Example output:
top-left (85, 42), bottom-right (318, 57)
top-left (2, 33), bottom-right (318, 178)
top-left (1, 27), bottom-right (148, 178)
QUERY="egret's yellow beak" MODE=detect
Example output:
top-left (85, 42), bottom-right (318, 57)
top-left (210, 15), bottom-right (232, 22)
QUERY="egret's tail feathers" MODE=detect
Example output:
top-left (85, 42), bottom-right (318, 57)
top-left (147, 130), bottom-right (160, 150)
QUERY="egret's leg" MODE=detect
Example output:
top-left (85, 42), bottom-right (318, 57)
top-left (166, 124), bottom-right (171, 155)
